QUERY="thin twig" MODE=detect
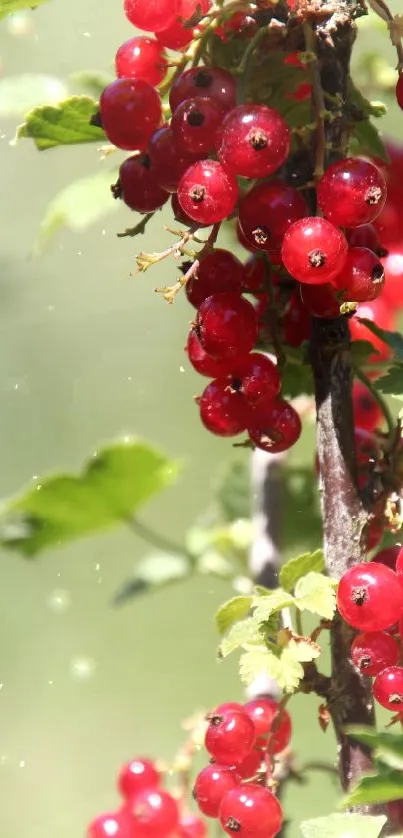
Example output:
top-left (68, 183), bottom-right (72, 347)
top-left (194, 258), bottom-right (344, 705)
top-left (304, 22), bottom-right (327, 183)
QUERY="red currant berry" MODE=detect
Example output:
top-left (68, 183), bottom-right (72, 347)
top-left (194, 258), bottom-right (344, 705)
top-left (124, 0), bottom-right (176, 32)
top-left (118, 758), bottom-right (160, 801)
top-left (100, 78), bottom-right (162, 151)
top-left (396, 74), bottom-right (403, 111)
top-left (148, 125), bottom-right (198, 194)
top-left (178, 813), bottom-right (207, 838)
top-left (381, 250), bottom-right (403, 308)
top-left (244, 698), bottom-right (292, 753)
top-left (283, 291), bottom-right (312, 347)
top-left (170, 67), bottom-right (236, 114)
top-left (352, 381), bottom-right (383, 432)
top-left (346, 223), bottom-right (385, 256)
top-left (172, 96), bottom-right (224, 155)
top-left (171, 193), bottom-right (202, 226)
top-left (372, 545), bottom-right (400, 571)
top-left (217, 104), bottom-right (290, 179)
top-left (282, 217), bottom-right (348, 284)
top-left (373, 666), bottom-right (403, 711)
top-left (349, 298), bottom-right (393, 364)
top-left (247, 398), bottom-right (302, 454)
top-left (214, 702), bottom-right (244, 714)
top-left (337, 563), bottom-right (403, 631)
top-left (365, 519), bottom-right (384, 552)
top-left (243, 256), bottom-right (265, 293)
top-left (197, 293), bottom-right (258, 360)
top-left (87, 812), bottom-right (134, 838)
top-left (129, 789), bottom-right (179, 838)
top-left (333, 247), bottom-right (385, 302)
top-left (396, 546), bottom-right (403, 577)
top-left (186, 249), bottom-right (244, 308)
top-left (317, 157), bottom-right (387, 228)
top-left (387, 800), bottom-right (403, 829)
top-left (178, 160), bottom-right (238, 225)
top-left (115, 37), bottom-right (168, 86)
top-left (238, 181), bottom-right (308, 253)
top-left (193, 764), bottom-right (241, 818)
top-left (198, 379), bottom-right (248, 437)
top-left (205, 709), bottom-right (256, 765)
top-left (187, 330), bottom-right (237, 378)
top-left (236, 221), bottom-right (258, 253)
top-left (113, 154), bottom-right (169, 212)
top-left (351, 631), bottom-right (399, 676)
top-left (227, 353), bottom-right (281, 407)
top-left (300, 283), bottom-right (341, 318)
top-left (157, 0), bottom-right (211, 50)
top-left (234, 748), bottom-right (263, 780)
top-left (219, 784), bottom-right (283, 838)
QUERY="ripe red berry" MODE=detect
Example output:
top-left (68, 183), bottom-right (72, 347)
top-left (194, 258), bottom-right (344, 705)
top-left (283, 290), bottom-right (312, 347)
top-left (172, 96), bottom-right (224, 155)
top-left (124, 0), bottom-right (176, 32)
top-left (217, 104), bottom-right (290, 179)
top-left (115, 37), bottom-right (168, 86)
top-left (373, 666), bottom-right (403, 711)
top-left (333, 247), bottom-right (385, 302)
top-left (238, 180), bottom-right (308, 253)
top-left (243, 256), bottom-right (265, 293)
top-left (198, 379), bottom-right (248, 437)
top-left (129, 788), bottom-right (179, 838)
top-left (219, 784), bottom-right (283, 838)
top-left (300, 283), bottom-right (341, 318)
top-left (337, 563), bottom-right (403, 631)
top-left (372, 545), bottom-right (400, 571)
top-left (178, 160), bottom-right (238, 225)
top-left (395, 546), bottom-right (403, 576)
top-left (244, 698), bottom-right (292, 754)
top-left (352, 381), bottom-right (383, 432)
top-left (193, 764), bottom-right (241, 818)
top-left (157, 0), bottom-right (211, 50)
top-left (381, 251), bottom-right (403, 308)
top-left (114, 154), bottom-right (169, 212)
top-left (317, 157), bottom-right (387, 228)
top-left (346, 223), bottom-right (385, 256)
top-left (171, 192), bottom-right (201, 226)
top-left (234, 748), bottom-right (264, 780)
top-left (349, 298), bottom-right (393, 364)
top-left (396, 74), bottom-right (403, 110)
top-left (178, 813), bottom-right (207, 838)
top-left (186, 249), bottom-right (245, 308)
top-left (281, 217), bottom-right (348, 284)
top-left (214, 702), bottom-right (245, 714)
top-left (170, 67), bottom-right (236, 114)
top-left (186, 330), bottom-right (238, 378)
top-left (248, 398), bottom-right (302, 454)
top-left (118, 757), bottom-right (160, 800)
top-left (225, 353), bottom-right (281, 407)
top-left (100, 78), bottom-right (162, 151)
top-left (205, 709), bottom-right (256, 765)
top-left (148, 125), bottom-right (199, 194)
top-left (351, 631), bottom-right (399, 676)
top-left (387, 800), bottom-right (403, 829)
top-left (87, 812), bottom-right (134, 838)
top-left (197, 293), bottom-right (258, 360)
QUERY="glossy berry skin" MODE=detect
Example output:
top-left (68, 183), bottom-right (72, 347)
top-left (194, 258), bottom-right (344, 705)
top-left (199, 379), bottom-right (248, 437)
top-left (169, 67), bottom-right (236, 114)
top-left (281, 217), bottom-right (348, 284)
top-left (172, 96), bottom-right (224, 155)
top-left (333, 247), bottom-right (385, 302)
top-left (177, 813), bottom-right (207, 838)
top-left (115, 37), bottom-right (168, 86)
top-left (234, 748), bottom-right (264, 780)
top-left (317, 157), bottom-right (387, 228)
top-left (178, 160), bottom-right (238, 224)
top-left (205, 709), bottom-right (256, 765)
top-left (115, 154), bottom-right (169, 212)
top-left (372, 545), bottom-right (400, 571)
top-left (118, 757), bottom-right (160, 800)
top-left (243, 256), bottom-right (265, 293)
top-left (217, 104), bottom-right (290, 179)
top-left (87, 812), bottom-right (134, 838)
top-left (214, 702), bottom-right (244, 714)
top-left (238, 181), bottom-right (308, 254)
top-left (245, 697), bottom-right (292, 753)
top-left (193, 764), bottom-right (241, 818)
top-left (100, 78), bottom-right (162, 151)
top-left (129, 788), bottom-right (179, 838)
top-left (186, 249), bottom-right (244, 308)
top-left (373, 666), bottom-right (403, 711)
top-left (300, 283), bottom-right (341, 318)
top-left (148, 125), bottom-right (198, 194)
top-left (219, 784), bottom-right (283, 838)
top-left (225, 353), bottom-right (281, 407)
top-left (157, 0), bottom-right (211, 50)
top-left (197, 293), bottom-right (258, 360)
top-left (337, 563), bottom-right (403, 631)
top-left (396, 74), bottom-right (403, 110)
top-left (353, 381), bottom-right (383, 432)
top-left (248, 398), bottom-right (302, 454)
top-left (350, 631), bottom-right (399, 676)
top-left (171, 192), bottom-right (201, 226)
top-left (124, 0), bottom-right (176, 32)
top-left (186, 330), bottom-right (239, 378)
top-left (346, 223), bottom-right (385, 256)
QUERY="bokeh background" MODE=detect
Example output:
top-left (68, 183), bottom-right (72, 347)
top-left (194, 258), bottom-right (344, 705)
top-left (0, 3), bottom-right (400, 837)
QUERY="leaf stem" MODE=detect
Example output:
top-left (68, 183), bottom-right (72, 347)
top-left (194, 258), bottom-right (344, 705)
top-left (127, 517), bottom-right (188, 557)
top-left (353, 364), bottom-right (395, 441)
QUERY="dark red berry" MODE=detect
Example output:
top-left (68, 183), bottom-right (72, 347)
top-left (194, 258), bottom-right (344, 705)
top-left (205, 709), bottom-right (256, 765)
top-left (387, 800), bottom-right (403, 829)
top-left (124, 0), bottom-right (176, 32)
top-left (317, 157), bottom-right (387, 228)
top-left (186, 249), bottom-right (245, 308)
top-left (171, 193), bottom-right (202, 226)
top-left (244, 698), bottom-right (292, 754)
top-left (178, 813), bottom-right (207, 838)
top-left (396, 74), bottom-right (403, 110)
top-left (337, 563), bottom-right (403, 631)
top-left (114, 154), bottom-right (169, 212)
top-left (197, 293), bottom-right (258, 360)
top-left (115, 37), bottom-right (168, 86)
top-left (148, 125), bottom-right (198, 194)
top-left (333, 247), bottom-right (385, 302)
top-left (372, 545), bottom-right (400, 571)
top-left (157, 0), bottom-right (211, 50)
top-left (346, 223), bottom-right (385, 256)
top-left (234, 748), bottom-right (264, 780)
top-left (172, 96), bottom-right (224, 155)
top-left (373, 666), bottom-right (403, 711)
top-left (352, 380), bottom-right (383, 432)
top-left (300, 283), bottom-right (341, 318)
top-left (129, 788), bottom-right (179, 838)
top-left (187, 330), bottom-right (240, 378)
top-left (225, 353), bottom-right (281, 407)
top-left (219, 784), bottom-right (283, 838)
top-left (198, 379), bottom-right (248, 437)
top-left (217, 104), bottom-right (290, 179)
top-left (243, 256), bottom-right (265, 293)
top-left (193, 764), bottom-right (241, 818)
top-left (238, 180), bottom-right (308, 254)
top-left (87, 812), bottom-right (134, 838)
top-left (100, 78), bottom-right (162, 151)
top-left (170, 67), bottom-right (236, 114)
top-left (247, 398), bottom-right (302, 454)
top-left (281, 217), bottom-right (348, 284)
top-left (178, 160), bottom-right (238, 224)
top-left (351, 631), bottom-right (399, 676)
top-left (118, 758), bottom-right (160, 800)
top-left (283, 291), bottom-right (312, 347)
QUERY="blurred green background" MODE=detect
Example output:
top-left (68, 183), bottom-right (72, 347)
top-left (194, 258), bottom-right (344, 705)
top-left (0, 3), bottom-right (400, 837)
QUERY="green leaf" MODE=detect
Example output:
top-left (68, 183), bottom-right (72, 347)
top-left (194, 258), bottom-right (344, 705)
top-left (114, 552), bottom-right (191, 605)
top-left (350, 119), bottom-right (389, 163)
top-left (347, 726), bottom-right (403, 771)
top-left (214, 459), bottom-right (250, 521)
top-left (359, 319), bottom-right (403, 361)
top-left (215, 596), bottom-right (253, 635)
top-left (342, 768), bottom-right (403, 808)
top-left (279, 549), bottom-right (324, 593)
top-left (33, 169), bottom-right (119, 254)
top-left (239, 645), bottom-right (304, 693)
top-left (196, 550), bottom-right (234, 579)
top-left (351, 340), bottom-right (380, 365)
top-left (277, 628), bottom-right (321, 663)
top-left (376, 365), bottom-right (403, 401)
top-left (0, 74), bottom-right (67, 118)
top-left (294, 572), bottom-right (337, 619)
top-left (0, 0), bottom-right (49, 17)
top-left (252, 589), bottom-right (296, 621)
top-left (219, 616), bottom-right (266, 658)
top-left (0, 438), bottom-right (179, 556)
top-left (70, 70), bottom-right (114, 98)
top-left (300, 813), bottom-right (386, 838)
top-left (15, 96), bottom-right (104, 150)
top-left (281, 361), bottom-right (314, 398)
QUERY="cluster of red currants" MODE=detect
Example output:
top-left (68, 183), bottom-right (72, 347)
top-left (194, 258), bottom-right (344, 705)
top-left (193, 697), bottom-right (291, 838)
top-left (337, 544), bottom-right (403, 714)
